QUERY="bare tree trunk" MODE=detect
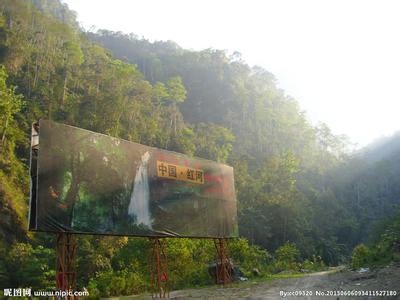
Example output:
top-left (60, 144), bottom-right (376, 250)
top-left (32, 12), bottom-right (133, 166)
top-left (283, 214), bottom-right (287, 243)
top-left (173, 104), bottom-right (177, 135)
top-left (62, 71), bottom-right (68, 107)
top-left (27, 61), bottom-right (32, 97)
top-left (65, 151), bottom-right (81, 226)
top-left (33, 55), bottom-right (39, 88)
top-left (0, 116), bottom-right (9, 151)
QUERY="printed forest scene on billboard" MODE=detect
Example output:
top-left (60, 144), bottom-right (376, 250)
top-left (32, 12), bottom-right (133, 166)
top-left (29, 120), bottom-right (238, 238)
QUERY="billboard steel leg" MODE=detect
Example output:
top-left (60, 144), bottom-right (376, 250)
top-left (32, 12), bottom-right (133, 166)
top-left (149, 238), bottom-right (169, 299)
top-left (56, 233), bottom-right (77, 297)
top-left (214, 238), bottom-right (232, 286)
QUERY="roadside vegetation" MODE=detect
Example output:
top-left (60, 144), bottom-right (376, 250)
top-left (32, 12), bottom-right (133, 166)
top-left (351, 211), bottom-right (400, 269)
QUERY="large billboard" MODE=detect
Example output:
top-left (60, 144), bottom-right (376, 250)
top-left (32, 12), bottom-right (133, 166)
top-left (29, 120), bottom-right (238, 238)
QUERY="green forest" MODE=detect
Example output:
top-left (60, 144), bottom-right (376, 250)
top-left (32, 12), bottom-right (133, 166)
top-left (0, 0), bottom-right (399, 297)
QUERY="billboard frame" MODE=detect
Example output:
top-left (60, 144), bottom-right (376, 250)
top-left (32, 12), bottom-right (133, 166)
top-left (29, 120), bottom-right (238, 239)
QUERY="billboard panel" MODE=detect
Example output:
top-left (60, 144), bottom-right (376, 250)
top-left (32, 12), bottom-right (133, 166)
top-left (29, 120), bottom-right (238, 238)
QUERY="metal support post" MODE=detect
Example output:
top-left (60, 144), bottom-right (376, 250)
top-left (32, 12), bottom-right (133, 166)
top-left (149, 238), bottom-right (169, 298)
top-left (56, 233), bottom-right (77, 294)
top-left (213, 238), bottom-right (232, 286)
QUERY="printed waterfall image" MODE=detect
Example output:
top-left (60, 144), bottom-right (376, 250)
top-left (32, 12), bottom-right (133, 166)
top-left (30, 120), bottom-right (238, 238)
top-left (128, 152), bottom-right (152, 228)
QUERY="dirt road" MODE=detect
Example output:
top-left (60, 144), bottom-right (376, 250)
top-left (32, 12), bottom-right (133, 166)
top-left (166, 264), bottom-right (400, 299)
top-left (119, 264), bottom-right (400, 299)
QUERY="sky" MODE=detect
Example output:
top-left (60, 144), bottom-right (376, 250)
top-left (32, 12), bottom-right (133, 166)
top-left (64, 0), bottom-right (400, 148)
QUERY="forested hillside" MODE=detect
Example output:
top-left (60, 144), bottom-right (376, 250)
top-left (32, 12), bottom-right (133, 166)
top-left (0, 0), bottom-right (398, 297)
top-left (89, 30), bottom-right (400, 260)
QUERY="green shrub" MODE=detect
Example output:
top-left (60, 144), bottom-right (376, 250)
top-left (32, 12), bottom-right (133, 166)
top-left (6, 243), bottom-right (55, 289)
top-left (351, 244), bottom-right (371, 269)
top-left (125, 271), bottom-right (147, 295)
top-left (229, 238), bottom-right (270, 275)
top-left (268, 242), bottom-right (301, 273)
top-left (302, 255), bottom-right (326, 271)
top-left (275, 242), bottom-right (300, 263)
top-left (88, 269), bottom-right (147, 297)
